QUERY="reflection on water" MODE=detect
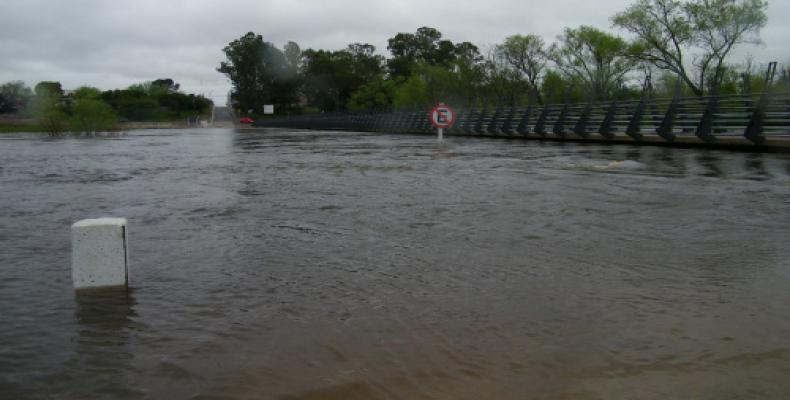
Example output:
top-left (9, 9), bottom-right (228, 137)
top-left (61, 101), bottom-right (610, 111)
top-left (0, 128), bottom-right (789, 399)
top-left (67, 290), bottom-right (143, 398)
top-left (697, 153), bottom-right (725, 177)
top-left (744, 153), bottom-right (770, 180)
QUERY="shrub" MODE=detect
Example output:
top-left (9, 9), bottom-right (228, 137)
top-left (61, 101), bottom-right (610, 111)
top-left (69, 99), bottom-right (118, 134)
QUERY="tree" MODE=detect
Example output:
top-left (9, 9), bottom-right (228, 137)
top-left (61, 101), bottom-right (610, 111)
top-left (481, 48), bottom-right (530, 106)
top-left (71, 86), bottom-right (103, 100)
top-left (386, 27), bottom-right (481, 79)
top-left (100, 83), bottom-right (212, 121)
top-left (217, 32), bottom-right (300, 115)
top-left (32, 81), bottom-right (66, 134)
top-left (283, 41), bottom-right (302, 70)
top-left (392, 74), bottom-right (431, 109)
top-left (69, 98), bottom-right (118, 134)
top-left (549, 26), bottom-right (640, 101)
top-left (613, 0), bottom-right (768, 96)
top-left (392, 63), bottom-right (483, 109)
top-left (347, 75), bottom-right (398, 110)
top-left (540, 70), bottom-right (585, 104)
top-left (151, 78), bottom-right (180, 92)
top-left (66, 85), bottom-right (117, 134)
top-left (301, 43), bottom-right (384, 111)
top-left (0, 81), bottom-right (33, 113)
top-left (34, 81), bottom-right (64, 98)
top-left (497, 34), bottom-right (547, 103)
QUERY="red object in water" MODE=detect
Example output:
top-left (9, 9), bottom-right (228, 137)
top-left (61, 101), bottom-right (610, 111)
top-left (239, 117), bottom-right (254, 124)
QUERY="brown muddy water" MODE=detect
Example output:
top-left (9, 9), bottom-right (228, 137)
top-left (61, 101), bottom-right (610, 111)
top-left (1, 128), bottom-right (789, 399)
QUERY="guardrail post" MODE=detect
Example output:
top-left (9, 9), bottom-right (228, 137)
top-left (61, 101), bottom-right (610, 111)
top-left (475, 107), bottom-right (488, 134)
top-left (552, 101), bottom-right (569, 137)
top-left (420, 110), bottom-right (431, 133)
top-left (744, 100), bottom-right (768, 145)
top-left (501, 106), bottom-right (515, 134)
top-left (462, 108), bottom-right (476, 134)
top-left (394, 111), bottom-right (405, 132)
top-left (487, 107), bottom-right (502, 134)
top-left (516, 106), bottom-right (531, 135)
top-left (534, 104), bottom-right (550, 136)
top-left (450, 108), bottom-right (463, 134)
top-left (598, 102), bottom-right (617, 139)
top-left (626, 99), bottom-right (645, 141)
top-left (573, 103), bottom-right (591, 138)
top-left (657, 80), bottom-right (682, 141)
top-left (744, 62), bottom-right (778, 145)
top-left (695, 94), bottom-right (719, 143)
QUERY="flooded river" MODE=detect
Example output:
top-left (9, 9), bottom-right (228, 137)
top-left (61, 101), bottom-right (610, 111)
top-left (1, 128), bottom-right (789, 399)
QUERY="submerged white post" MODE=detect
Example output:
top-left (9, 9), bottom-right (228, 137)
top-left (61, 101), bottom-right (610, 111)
top-left (71, 218), bottom-right (129, 290)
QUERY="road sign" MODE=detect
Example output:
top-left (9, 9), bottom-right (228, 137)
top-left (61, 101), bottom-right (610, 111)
top-left (430, 103), bottom-right (455, 129)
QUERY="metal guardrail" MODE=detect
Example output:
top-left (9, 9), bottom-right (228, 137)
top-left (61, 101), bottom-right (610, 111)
top-left (252, 91), bottom-right (790, 146)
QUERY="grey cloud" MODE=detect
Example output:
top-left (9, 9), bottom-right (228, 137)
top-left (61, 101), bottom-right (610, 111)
top-left (1, 0), bottom-right (787, 104)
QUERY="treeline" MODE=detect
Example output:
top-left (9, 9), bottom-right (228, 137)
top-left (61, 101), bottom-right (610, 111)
top-left (0, 79), bottom-right (213, 134)
top-left (218, 0), bottom-right (788, 116)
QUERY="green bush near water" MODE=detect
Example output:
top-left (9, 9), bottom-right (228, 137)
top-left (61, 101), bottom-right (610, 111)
top-left (69, 98), bottom-right (118, 134)
top-left (0, 79), bottom-right (212, 134)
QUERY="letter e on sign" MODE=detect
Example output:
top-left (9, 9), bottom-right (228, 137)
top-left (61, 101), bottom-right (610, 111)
top-left (430, 103), bottom-right (455, 129)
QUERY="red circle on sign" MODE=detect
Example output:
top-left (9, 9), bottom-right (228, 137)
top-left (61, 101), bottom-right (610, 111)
top-left (430, 103), bottom-right (455, 129)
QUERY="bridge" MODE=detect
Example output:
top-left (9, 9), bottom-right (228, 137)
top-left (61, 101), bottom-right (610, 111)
top-left (253, 86), bottom-right (790, 151)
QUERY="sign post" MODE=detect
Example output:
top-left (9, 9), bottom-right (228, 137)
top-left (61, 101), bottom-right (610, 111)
top-left (430, 103), bottom-right (455, 142)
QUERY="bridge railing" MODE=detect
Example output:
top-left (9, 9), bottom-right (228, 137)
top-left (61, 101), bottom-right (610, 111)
top-left (252, 90), bottom-right (790, 146)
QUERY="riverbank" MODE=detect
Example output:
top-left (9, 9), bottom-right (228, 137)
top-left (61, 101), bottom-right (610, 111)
top-left (0, 115), bottom-right (46, 133)
top-left (0, 123), bottom-right (46, 133)
top-left (0, 119), bottom-right (226, 133)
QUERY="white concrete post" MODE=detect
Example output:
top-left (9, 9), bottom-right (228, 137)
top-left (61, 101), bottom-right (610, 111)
top-left (71, 218), bottom-right (129, 290)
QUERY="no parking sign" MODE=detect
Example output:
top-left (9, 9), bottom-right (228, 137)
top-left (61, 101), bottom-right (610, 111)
top-left (430, 103), bottom-right (456, 129)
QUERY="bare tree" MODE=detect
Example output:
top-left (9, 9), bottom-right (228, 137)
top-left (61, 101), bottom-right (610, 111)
top-left (613, 0), bottom-right (767, 96)
top-left (549, 26), bottom-right (640, 101)
top-left (496, 34), bottom-right (547, 103)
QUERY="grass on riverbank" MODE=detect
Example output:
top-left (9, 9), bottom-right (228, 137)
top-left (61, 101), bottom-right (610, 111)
top-left (0, 123), bottom-right (49, 133)
top-left (0, 120), bottom-right (199, 133)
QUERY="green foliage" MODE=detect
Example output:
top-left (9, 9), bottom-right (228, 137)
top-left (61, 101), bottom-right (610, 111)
top-left (613, 0), bottom-right (768, 96)
top-left (72, 86), bottom-right (102, 100)
top-left (34, 81), bottom-right (64, 98)
top-left (550, 26), bottom-right (640, 101)
top-left (347, 76), bottom-right (398, 110)
top-left (217, 32), bottom-right (300, 115)
top-left (100, 80), bottom-right (212, 121)
top-left (386, 27), bottom-right (482, 79)
top-left (69, 99), bottom-right (118, 134)
top-left (221, 19), bottom-right (775, 113)
top-left (497, 34), bottom-right (547, 103)
top-left (283, 41), bottom-right (302, 70)
top-left (0, 122), bottom-right (47, 133)
top-left (381, 27), bottom-right (486, 109)
top-left (151, 78), bottom-right (180, 92)
top-left (392, 63), bottom-right (483, 109)
top-left (301, 43), bottom-right (385, 111)
top-left (0, 81), bottom-right (33, 113)
top-left (30, 81), bottom-right (66, 134)
top-left (482, 58), bottom-right (531, 106)
top-left (2, 78), bottom-right (209, 133)
top-left (540, 70), bottom-right (584, 104)
top-left (392, 74), bottom-right (431, 109)
top-left (38, 109), bottom-right (68, 135)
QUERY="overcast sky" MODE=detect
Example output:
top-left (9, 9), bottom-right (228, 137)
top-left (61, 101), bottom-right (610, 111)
top-left (1, 0), bottom-right (787, 104)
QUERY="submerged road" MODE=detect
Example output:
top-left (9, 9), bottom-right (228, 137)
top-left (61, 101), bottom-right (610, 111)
top-left (1, 128), bottom-right (789, 399)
